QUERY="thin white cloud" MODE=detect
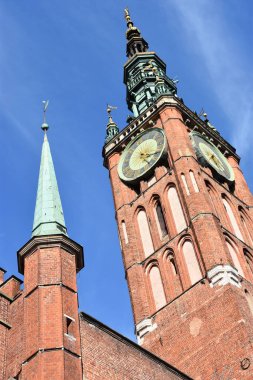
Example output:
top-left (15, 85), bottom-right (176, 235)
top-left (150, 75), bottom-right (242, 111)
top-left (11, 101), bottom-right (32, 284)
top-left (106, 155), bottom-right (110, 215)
top-left (160, 0), bottom-right (253, 159)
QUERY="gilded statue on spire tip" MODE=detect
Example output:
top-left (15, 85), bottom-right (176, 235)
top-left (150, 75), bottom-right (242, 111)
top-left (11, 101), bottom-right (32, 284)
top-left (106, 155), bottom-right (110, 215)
top-left (124, 8), bottom-right (131, 23)
top-left (41, 100), bottom-right (49, 132)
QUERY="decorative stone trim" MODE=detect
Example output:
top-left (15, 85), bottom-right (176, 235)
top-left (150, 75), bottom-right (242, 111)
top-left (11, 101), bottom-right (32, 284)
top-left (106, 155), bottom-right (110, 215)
top-left (136, 318), bottom-right (157, 345)
top-left (17, 234), bottom-right (84, 274)
top-left (207, 264), bottom-right (241, 288)
top-left (103, 95), bottom-right (238, 163)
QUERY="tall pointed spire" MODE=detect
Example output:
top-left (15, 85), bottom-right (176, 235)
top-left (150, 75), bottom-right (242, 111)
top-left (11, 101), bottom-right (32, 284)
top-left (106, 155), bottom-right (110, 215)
top-left (123, 10), bottom-right (177, 117)
top-left (124, 8), bottom-right (148, 59)
top-left (32, 102), bottom-right (67, 237)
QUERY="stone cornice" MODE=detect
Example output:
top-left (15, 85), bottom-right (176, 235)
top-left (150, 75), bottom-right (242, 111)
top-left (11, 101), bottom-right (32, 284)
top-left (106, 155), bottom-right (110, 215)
top-left (17, 234), bottom-right (84, 274)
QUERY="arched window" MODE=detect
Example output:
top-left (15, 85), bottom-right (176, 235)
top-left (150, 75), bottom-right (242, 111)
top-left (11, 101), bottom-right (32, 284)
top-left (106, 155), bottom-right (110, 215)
top-left (244, 249), bottom-right (253, 276)
top-left (239, 208), bottom-right (253, 246)
top-left (226, 240), bottom-right (244, 277)
top-left (244, 289), bottom-right (253, 316)
top-left (154, 200), bottom-right (168, 239)
top-left (147, 176), bottom-right (156, 187)
top-left (167, 186), bottom-right (187, 233)
top-left (189, 170), bottom-right (199, 193)
top-left (205, 181), bottom-right (218, 216)
top-left (181, 173), bottom-right (190, 195)
top-left (137, 209), bottom-right (154, 257)
top-left (121, 221), bottom-right (128, 244)
top-left (168, 254), bottom-right (177, 276)
top-left (182, 240), bottom-right (202, 285)
top-left (222, 197), bottom-right (243, 241)
top-left (149, 266), bottom-right (166, 310)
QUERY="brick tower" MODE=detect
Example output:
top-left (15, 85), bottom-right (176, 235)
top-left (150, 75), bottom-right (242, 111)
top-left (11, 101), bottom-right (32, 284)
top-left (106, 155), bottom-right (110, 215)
top-left (103, 10), bottom-right (253, 380)
top-left (1, 116), bottom-right (84, 379)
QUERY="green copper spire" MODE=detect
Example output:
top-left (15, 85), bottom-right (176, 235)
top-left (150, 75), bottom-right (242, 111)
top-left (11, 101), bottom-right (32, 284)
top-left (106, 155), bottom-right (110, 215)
top-left (32, 103), bottom-right (67, 237)
top-left (123, 9), bottom-right (177, 117)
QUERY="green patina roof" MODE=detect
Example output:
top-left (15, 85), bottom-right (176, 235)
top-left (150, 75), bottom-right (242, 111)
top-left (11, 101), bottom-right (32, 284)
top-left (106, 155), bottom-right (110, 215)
top-left (32, 132), bottom-right (67, 237)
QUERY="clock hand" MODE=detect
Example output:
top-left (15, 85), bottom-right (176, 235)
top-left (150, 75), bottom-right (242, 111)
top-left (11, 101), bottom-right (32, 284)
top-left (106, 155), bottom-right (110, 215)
top-left (145, 150), bottom-right (160, 157)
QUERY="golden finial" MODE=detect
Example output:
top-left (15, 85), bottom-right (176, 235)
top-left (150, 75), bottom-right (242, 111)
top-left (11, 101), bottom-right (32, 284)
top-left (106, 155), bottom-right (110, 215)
top-left (41, 100), bottom-right (49, 132)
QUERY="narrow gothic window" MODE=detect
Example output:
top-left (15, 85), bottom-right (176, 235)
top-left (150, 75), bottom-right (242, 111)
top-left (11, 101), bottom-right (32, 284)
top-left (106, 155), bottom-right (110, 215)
top-left (121, 221), bottom-right (128, 244)
top-left (226, 240), bottom-right (244, 277)
top-left (182, 240), bottom-right (202, 285)
top-left (240, 213), bottom-right (253, 246)
top-left (222, 197), bottom-right (243, 241)
top-left (149, 266), bottom-right (166, 310)
top-left (205, 181), bottom-right (218, 216)
top-left (244, 289), bottom-right (253, 316)
top-left (168, 187), bottom-right (187, 233)
top-left (189, 170), bottom-right (199, 193)
top-left (64, 315), bottom-right (75, 339)
top-left (154, 201), bottom-right (168, 239)
top-left (147, 176), bottom-right (156, 187)
top-left (169, 255), bottom-right (177, 276)
top-left (181, 174), bottom-right (190, 195)
top-left (137, 209), bottom-right (154, 257)
top-left (244, 249), bottom-right (253, 276)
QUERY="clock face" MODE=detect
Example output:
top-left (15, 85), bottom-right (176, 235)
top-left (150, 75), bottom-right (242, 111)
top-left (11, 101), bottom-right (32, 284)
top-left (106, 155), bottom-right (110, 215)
top-left (118, 128), bottom-right (166, 182)
top-left (191, 133), bottom-right (234, 182)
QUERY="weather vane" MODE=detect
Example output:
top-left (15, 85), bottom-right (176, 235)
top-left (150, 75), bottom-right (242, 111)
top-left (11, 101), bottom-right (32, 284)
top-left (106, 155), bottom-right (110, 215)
top-left (198, 107), bottom-right (207, 119)
top-left (107, 104), bottom-right (117, 116)
top-left (41, 100), bottom-right (49, 132)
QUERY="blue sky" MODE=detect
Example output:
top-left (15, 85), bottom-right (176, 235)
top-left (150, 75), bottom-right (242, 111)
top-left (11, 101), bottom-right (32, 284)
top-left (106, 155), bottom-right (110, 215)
top-left (0, 1), bottom-right (252, 341)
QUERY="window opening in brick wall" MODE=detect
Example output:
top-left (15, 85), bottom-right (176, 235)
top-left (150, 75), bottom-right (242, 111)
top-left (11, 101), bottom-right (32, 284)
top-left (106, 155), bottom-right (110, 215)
top-left (149, 266), bottom-right (166, 310)
top-left (168, 187), bottom-right (187, 233)
top-left (205, 181), bottom-right (218, 217)
top-left (189, 170), bottom-right (199, 193)
top-left (226, 240), bottom-right (244, 277)
top-left (240, 214), bottom-right (253, 246)
top-left (222, 197), bottom-right (243, 241)
top-left (121, 221), bottom-right (129, 244)
top-left (181, 174), bottom-right (190, 195)
top-left (182, 240), bottom-right (202, 285)
top-left (154, 201), bottom-right (168, 239)
top-left (65, 315), bottom-right (75, 339)
top-left (244, 249), bottom-right (253, 277)
top-left (169, 255), bottom-right (177, 275)
top-left (137, 209), bottom-right (154, 257)
top-left (147, 175), bottom-right (156, 187)
top-left (245, 289), bottom-right (253, 316)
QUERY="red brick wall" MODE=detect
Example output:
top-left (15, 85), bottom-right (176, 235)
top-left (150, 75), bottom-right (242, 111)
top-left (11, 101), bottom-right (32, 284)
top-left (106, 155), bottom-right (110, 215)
top-left (21, 242), bottom-right (82, 378)
top-left (142, 280), bottom-right (253, 379)
top-left (0, 294), bottom-right (9, 380)
top-left (105, 100), bottom-right (253, 379)
top-left (2, 238), bottom-right (83, 379)
top-left (6, 294), bottom-right (23, 378)
top-left (79, 313), bottom-right (191, 380)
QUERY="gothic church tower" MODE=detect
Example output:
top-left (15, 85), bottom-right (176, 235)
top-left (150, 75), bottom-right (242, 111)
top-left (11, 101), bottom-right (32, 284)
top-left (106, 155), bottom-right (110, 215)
top-left (0, 119), bottom-right (84, 379)
top-left (103, 10), bottom-right (253, 380)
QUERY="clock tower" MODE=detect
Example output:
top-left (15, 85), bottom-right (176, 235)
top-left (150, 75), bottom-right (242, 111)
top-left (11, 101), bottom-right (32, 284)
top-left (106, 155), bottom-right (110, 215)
top-left (103, 10), bottom-right (253, 380)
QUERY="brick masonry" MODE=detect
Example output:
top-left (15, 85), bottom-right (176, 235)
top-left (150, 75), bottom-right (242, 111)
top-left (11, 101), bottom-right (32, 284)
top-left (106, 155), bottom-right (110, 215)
top-left (79, 312), bottom-right (191, 380)
top-left (104, 97), bottom-right (253, 379)
top-left (1, 98), bottom-right (253, 379)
